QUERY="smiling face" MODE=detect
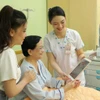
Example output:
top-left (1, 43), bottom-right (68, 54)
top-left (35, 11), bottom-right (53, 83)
top-left (50, 16), bottom-right (66, 34)
top-left (10, 23), bottom-right (27, 47)
top-left (29, 39), bottom-right (44, 60)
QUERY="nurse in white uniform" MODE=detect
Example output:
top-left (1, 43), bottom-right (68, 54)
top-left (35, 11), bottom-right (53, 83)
top-left (44, 6), bottom-right (85, 86)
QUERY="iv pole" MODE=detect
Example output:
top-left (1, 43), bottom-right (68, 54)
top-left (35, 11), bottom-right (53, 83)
top-left (22, 8), bottom-right (34, 19)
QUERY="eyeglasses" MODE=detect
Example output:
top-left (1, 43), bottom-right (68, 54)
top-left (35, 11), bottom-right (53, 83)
top-left (35, 46), bottom-right (44, 50)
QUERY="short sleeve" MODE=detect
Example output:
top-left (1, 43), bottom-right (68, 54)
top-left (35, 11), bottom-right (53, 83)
top-left (74, 30), bottom-right (84, 50)
top-left (44, 36), bottom-right (52, 52)
top-left (0, 48), bottom-right (18, 82)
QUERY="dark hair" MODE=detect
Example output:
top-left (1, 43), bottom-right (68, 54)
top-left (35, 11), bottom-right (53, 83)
top-left (48, 6), bottom-right (65, 22)
top-left (21, 35), bottom-right (42, 57)
top-left (0, 5), bottom-right (27, 53)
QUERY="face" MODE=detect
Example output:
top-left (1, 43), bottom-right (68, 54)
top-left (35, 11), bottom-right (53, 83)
top-left (30, 39), bottom-right (44, 60)
top-left (10, 23), bottom-right (27, 46)
top-left (50, 16), bottom-right (66, 33)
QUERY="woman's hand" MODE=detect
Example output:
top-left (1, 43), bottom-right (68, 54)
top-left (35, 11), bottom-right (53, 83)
top-left (63, 80), bottom-right (80, 92)
top-left (23, 70), bottom-right (36, 84)
top-left (72, 80), bottom-right (80, 88)
top-left (24, 97), bottom-right (31, 100)
top-left (59, 71), bottom-right (71, 81)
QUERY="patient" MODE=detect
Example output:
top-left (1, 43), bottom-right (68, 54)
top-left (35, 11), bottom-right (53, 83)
top-left (14, 35), bottom-right (80, 100)
top-left (15, 35), bottom-right (100, 100)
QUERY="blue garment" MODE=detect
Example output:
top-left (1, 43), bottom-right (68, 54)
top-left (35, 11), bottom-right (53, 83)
top-left (0, 90), bottom-right (8, 100)
top-left (15, 59), bottom-right (64, 100)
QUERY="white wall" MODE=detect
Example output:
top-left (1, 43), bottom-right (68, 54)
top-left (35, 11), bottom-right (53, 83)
top-left (0, 0), bottom-right (47, 50)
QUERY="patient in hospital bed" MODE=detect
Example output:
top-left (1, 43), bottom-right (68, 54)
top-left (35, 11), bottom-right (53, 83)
top-left (15, 35), bottom-right (100, 100)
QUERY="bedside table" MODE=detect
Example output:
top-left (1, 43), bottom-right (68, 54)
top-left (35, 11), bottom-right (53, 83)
top-left (84, 58), bottom-right (100, 91)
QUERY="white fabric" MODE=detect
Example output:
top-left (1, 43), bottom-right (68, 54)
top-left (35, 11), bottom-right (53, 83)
top-left (44, 28), bottom-right (85, 86)
top-left (15, 59), bottom-right (64, 100)
top-left (0, 48), bottom-right (21, 91)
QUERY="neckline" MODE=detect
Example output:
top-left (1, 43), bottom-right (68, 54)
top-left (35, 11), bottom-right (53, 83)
top-left (53, 33), bottom-right (67, 49)
top-left (24, 59), bottom-right (39, 74)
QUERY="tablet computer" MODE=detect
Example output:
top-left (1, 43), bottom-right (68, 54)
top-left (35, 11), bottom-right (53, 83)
top-left (68, 58), bottom-right (91, 80)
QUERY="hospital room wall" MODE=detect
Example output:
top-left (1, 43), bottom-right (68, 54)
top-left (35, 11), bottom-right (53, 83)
top-left (0, 0), bottom-right (47, 51)
top-left (1, 1), bottom-right (99, 51)
top-left (69, 0), bottom-right (98, 50)
top-left (47, 0), bottom-right (70, 33)
top-left (97, 0), bottom-right (100, 47)
top-left (47, 0), bottom-right (99, 51)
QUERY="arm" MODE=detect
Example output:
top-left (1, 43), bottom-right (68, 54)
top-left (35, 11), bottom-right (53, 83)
top-left (46, 52), bottom-right (69, 80)
top-left (76, 48), bottom-right (85, 60)
top-left (45, 77), bottom-right (64, 89)
top-left (23, 79), bottom-right (64, 100)
top-left (47, 52), bottom-right (65, 75)
top-left (23, 80), bottom-right (80, 100)
top-left (44, 36), bottom-right (62, 75)
top-left (74, 30), bottom-right (85, 60)
top-left (44, 36), bottom-right (68, 80)
top-left (1, 49), bottom-right (36, 98)
top-left (4, 70), bottom-right (36, 98)
top-left (20, 60), bottom-right (64, 100)
top-left (38, 60), bottom-right (64, 89)
top-left (42, 64), bottom-right (64, 88)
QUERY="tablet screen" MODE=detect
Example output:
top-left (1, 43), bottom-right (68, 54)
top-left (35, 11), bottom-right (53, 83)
top-left (70, 58), bottom-right (91, 79)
